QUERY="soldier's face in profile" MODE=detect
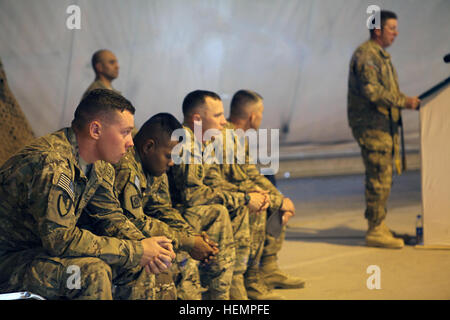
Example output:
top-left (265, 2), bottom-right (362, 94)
top-left (98, 51), bottom-right (119, 80)
top-left (142, 138), bottom-right (178, 177)
top-left (96, 110), bottom-right (134, 164)
top-left (198, 97), bottom-right (227, 133)
top-left (380, 18), bottom-right (398, 48)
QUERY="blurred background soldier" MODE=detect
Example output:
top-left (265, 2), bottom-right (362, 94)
top-left (82, 49), bottom-right (121, 100)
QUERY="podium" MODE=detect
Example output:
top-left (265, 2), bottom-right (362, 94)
top-left (419, 77), bottom-right (450, 247)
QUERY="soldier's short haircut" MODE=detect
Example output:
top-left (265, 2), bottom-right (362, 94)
top-left (230, 89), bottom-right (263, 119)
top-left (91, 49), bottom-right (108, 74)
top-left (182, 90), bottom-right (221, 117)
top-left (72, 89), bottom-right (135, 131)
top-left (370, 10), bottom-right (397, 38)
top-left (134, 113), bottom-right (182, 148)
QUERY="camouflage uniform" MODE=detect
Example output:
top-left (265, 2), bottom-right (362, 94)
top-left (168, 126), bottom-right (245, 299)
top-left (223, 122), bottom-right (285, 260)
top-left (204, 122), bottom-right (293, 298)
top-left (204, 123), bottom-right (267, 277)
top-left (114, 147), bottom-right (204, 299)
top-left (348, 39), bottom-right (407, 225)
top-left (82, 79), bottom-right (121, 100)
top-left (115, 144), bottom-right (233, 300)
top-left (0, 128), bottom-right (154, 300)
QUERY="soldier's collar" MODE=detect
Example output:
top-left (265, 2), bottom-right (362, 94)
top-left (65, 127), bottom-right (97, 181)
top-left (370, 40), bottom-right (391, 59)
top-left (65, 127), bottom-right (84, 172)
top-left (133, 146), bottom-right (148, 191)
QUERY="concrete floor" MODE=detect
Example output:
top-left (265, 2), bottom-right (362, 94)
top-left (273, 170), bottom-right (450, 300)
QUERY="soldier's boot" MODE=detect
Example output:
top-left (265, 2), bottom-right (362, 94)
top-left (366, 220), bottom-right (404, 249)
top-left (229, 274), bottom-right (248, 300)
top-left (244, 270), bottom-right (285, 300)
top-left (260, 255), bottom-right (306, 289)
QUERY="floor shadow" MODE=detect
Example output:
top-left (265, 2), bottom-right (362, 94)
top-left (285, 225), bottom-right (417, 246)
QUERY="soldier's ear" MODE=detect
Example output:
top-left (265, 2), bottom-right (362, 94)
top-left (143, 139), bottom-right (155, 155)
top-left (192, 113), bottom-right (202, 124)
top-left (249, 111), bottom-right (256, 127)
top-left (89, 120), bottom-right (102, 140)
top-left (373, 27), bottom-right (382, 38)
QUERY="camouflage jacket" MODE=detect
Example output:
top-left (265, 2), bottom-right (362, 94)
top-left (81, 79), bottom-right (121, 100)
top-left (114, 147), bottom-right (196, 251)
top-left (167, 125), bottom-right (246, 211)
top-left (347, 40), bottom-right (406, 151)
top-left (0, 128), bottom-right (144, 269)
top-left (204, 121), bottom-right (284, 215)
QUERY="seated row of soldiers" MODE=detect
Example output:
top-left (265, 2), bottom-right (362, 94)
top-left (0, 88), bottom-right (304, 300)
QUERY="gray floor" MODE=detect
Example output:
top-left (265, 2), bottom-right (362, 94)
top-left (272, 170), bottom-right (450, 300)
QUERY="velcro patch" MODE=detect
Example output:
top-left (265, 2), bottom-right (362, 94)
top-left (131, 195), bottom-right (141, 209)
top-left (57, 192), bottom-right (73, 217)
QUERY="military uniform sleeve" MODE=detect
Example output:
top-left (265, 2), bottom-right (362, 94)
top-left (33, 159), bottom-right (143, 270)
top-left (115, 168), bottom-right (195, 252)
top-left (83, 164), bottom-right (146, 242)
top-left (356, 54), bottom-right (407, 109)
top-left (204, 164), bottom-right (241, 192)
top-left (142, 175), bottom-right (195, 250)
top-left (172, 162), bottom-right (246, 211)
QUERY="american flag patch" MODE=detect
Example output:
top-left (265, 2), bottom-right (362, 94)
top-left (57, 173), bottom-right (75, 201)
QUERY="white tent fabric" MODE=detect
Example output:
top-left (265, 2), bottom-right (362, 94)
top-left (0, 0), bottom-right (449, 147)
top-left (420, 84), bottom-right (450, 246)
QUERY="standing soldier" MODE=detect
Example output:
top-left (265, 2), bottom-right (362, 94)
top-left (347, 10), bottom-right (420, 248)
top-left (82, 49), bottom-right (121, 100)
top-left (0, 89), bottom-right (175, 299)
top-left (114, 113), bottom-right (233, 300)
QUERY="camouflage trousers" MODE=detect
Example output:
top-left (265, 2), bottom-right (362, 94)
top-left (246, 210), bottom-right (266, 273)
top-left (262, 224), bottom-right (286, 261)
top-left (360, 145), bottom-right (393, 225)
top-left (229, 206), bottom-right (251, 276)
top-left (181, 204), bottom-right (235, 300)
top-left (171, 251), bottom-right (202, 300)
top-left (154, 270), bottom-right (177, 300)
top-left (0, 249), bottom-right (155, 300)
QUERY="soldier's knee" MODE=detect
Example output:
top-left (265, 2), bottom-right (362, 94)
top-left (76, 258), bottom-right (113, 285)
top-left (208, 204), bottom-right (229, 217)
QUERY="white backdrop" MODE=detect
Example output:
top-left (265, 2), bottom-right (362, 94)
top-left (0, 0), bottom-right (449, 146)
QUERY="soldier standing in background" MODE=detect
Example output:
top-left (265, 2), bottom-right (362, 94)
top-left (82, 50), bottom-right (121, 100)
top-left (0, 89), bottom-right (175, 299)
top-left (347, 10), bottom-right (420, 249)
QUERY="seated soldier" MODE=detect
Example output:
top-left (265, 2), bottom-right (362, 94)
top-left (168, 90), bottom-right (268, 300)
top-left (0, 89), bottom-right (175, 300)
top-left (114, 112), bottom-right (233, 300)
top-left (228, 89), bottom-right (305, 290)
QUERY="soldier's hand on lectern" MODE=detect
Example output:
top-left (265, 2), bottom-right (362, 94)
top-left (140, 236), bottom-right (176, 274)
top-left (406, 96), bottom-right (421, 110)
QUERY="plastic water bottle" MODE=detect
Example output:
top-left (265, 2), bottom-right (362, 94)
top-left (416, 214), bottom-right (424, 245)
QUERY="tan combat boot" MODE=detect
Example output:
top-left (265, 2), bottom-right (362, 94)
top-left (366, 220), bottom-right (404, 249)
top-left (229, 274), bottom-right (248, 300)
top-left (245, 270), bottom-right (285, 300)
top-left (260, 256), bottom-right (306, 289)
